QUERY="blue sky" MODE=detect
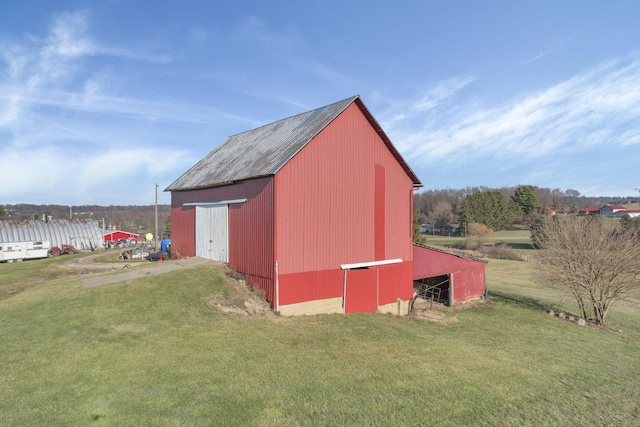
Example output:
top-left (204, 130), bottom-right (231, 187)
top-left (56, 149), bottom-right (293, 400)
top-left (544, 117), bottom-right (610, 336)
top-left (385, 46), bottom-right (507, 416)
top-left (1, 1), bottom-right (640, 205)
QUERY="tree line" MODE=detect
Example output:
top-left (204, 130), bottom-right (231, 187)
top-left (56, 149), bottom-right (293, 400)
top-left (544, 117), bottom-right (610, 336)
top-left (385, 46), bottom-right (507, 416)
top-left (415, 185), bottom-right (639, 233)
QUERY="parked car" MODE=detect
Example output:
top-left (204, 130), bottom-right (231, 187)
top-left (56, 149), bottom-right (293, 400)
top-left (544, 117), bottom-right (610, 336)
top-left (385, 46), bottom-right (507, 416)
top-left (116, 238), bottom-right (137, 248)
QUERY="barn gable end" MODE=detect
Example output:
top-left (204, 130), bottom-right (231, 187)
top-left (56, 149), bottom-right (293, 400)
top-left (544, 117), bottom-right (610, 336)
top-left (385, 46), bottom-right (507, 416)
top-left (167, 96), bottom-right (425, 315)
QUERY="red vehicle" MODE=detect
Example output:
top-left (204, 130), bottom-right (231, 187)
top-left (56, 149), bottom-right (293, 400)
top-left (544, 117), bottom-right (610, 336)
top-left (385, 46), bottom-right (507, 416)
top-left (48, 245), bottom-right (78, 256)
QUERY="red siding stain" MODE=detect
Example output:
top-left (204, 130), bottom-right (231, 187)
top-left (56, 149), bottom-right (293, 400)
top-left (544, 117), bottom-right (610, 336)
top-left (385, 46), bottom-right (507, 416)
top-left (374, 164), bottom-right (385, 260)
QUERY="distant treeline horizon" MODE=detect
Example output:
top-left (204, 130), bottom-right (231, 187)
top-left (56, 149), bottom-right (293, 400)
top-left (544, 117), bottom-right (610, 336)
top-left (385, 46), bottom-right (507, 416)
top-left (414, 185), bottom-right (639, 225)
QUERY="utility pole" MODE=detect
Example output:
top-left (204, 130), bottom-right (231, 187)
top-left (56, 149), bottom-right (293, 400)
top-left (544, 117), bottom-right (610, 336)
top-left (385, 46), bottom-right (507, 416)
top-left (155, 183), bottom-right (159, 251)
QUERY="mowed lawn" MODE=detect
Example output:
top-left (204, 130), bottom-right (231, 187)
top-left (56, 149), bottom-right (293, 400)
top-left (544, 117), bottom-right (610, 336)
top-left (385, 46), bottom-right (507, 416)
top-left (1, 254), bottom-right (639, 426)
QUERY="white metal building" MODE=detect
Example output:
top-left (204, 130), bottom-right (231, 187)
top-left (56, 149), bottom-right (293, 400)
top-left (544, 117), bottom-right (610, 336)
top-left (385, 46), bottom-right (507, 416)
top-left (0, 219), bottom-right (104, 250)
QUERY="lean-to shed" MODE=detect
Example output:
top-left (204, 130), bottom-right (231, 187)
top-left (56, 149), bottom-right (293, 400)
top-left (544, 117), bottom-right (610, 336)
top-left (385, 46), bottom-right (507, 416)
top-left (167, 95), bottom-right (423, 315)
top-left (412, 244), bottom-right (487, 306)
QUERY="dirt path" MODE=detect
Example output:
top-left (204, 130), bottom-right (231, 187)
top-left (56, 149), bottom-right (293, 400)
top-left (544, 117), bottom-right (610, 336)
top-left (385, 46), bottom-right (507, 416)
top-left (58, 253), bottom-right (217, 288)
top-left (58, 252), bottom-right (140, 271)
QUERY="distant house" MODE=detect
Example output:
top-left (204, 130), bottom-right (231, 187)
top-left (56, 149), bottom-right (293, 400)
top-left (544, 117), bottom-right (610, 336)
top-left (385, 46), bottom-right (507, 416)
top-left (419, 224), bottom-right (432, 234)
top-left (166, 95), bottom-right (485, 316)
top-left (579, 207), bottom-right (601, 215)
top-left (581, 204), bottom-right (640, 218)
top-left (599, 205), bottom-right (629, 218)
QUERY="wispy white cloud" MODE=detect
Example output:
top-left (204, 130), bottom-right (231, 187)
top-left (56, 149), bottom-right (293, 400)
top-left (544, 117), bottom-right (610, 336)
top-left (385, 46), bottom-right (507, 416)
top-left (231, 16), bottom-right (300, 53)
top-left (387, 54), bottom-right (640, 167)
top-left (43, 10), bottom-right (95, 58)
top-left (384, 77), bottom-right (476, 130)
top-left (0, 11), bottom-right (169, 125)
top-left (0, 10), bottom-right (258, 141)
top-left (0, 145), bottom-right (192, 203)
top-left (0, 10), bottom-right (227, 204)
top-left (521, 51), bottom-right (548, 65)
top-left (520, 48), bottom-right (561, 65)
top-left (222, 16), bottom-right (353, 109)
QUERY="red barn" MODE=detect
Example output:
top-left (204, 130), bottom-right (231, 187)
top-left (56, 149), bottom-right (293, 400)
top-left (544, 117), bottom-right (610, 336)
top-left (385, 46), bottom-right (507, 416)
top-left (167, 96), bottom-right (424, 315)
top-left (103, 230), bottom-right (139, 245)
top-left (166, 96), bottom-right (486, 315)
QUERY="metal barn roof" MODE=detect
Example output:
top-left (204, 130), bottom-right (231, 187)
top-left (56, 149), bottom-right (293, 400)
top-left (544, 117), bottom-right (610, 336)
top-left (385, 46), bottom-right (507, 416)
top-left (166, 95), bottom-right (421, 192)
top-left (0, 219), bottom-right (104, 250)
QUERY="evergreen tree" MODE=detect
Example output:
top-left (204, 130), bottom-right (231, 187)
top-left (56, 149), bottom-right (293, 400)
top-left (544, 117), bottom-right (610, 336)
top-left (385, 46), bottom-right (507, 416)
top-left (459, 190), bottom-right (513, 231)
top-left (512, 185), bottom-right (541, 215)
top-left (163, 215), bottom-right (171, 238)
top-left (530, 215), bottom-right (551, 248)
top-left (620, 214), bottom-right (640, 235)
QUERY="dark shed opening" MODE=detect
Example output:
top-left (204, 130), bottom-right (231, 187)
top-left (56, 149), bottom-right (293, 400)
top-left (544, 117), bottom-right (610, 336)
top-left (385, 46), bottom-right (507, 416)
top-left (411, 274), bottom-right (450, 311)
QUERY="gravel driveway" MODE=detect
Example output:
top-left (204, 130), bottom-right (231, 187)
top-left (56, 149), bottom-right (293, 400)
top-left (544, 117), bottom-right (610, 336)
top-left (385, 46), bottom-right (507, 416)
top-left (73, 256), bottom-right (217, 288)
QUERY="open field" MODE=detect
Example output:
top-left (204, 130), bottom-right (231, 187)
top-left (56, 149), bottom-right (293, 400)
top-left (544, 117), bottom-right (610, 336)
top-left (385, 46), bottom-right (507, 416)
top-left (419, 228), bottom-right (536, 259)
top-left (1, 253), bottom-right (639, 426)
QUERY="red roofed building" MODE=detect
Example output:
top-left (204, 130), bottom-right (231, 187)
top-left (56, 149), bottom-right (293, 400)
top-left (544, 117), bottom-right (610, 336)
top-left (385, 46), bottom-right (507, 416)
top-left (582, 204), bottom-right (640, 218)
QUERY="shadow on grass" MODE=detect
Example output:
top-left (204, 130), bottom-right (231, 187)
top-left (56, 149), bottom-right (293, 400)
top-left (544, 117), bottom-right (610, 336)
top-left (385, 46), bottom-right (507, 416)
top-left (503, 242), bottom-right (536, 250)
top-left (488, 289), bottom-right (550, 311)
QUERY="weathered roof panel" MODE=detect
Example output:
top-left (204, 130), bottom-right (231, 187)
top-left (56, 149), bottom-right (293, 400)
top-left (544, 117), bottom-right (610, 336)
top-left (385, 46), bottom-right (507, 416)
top-left (166, 96), bottom-right (358, 192)
top-left (166, 95), bottom-right (422, 192)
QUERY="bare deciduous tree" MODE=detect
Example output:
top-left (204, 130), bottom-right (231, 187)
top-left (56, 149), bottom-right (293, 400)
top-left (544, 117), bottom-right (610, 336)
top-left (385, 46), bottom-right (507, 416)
top-left (430, 200), bottom-right (454, 230)
top-left (535, 216), bottom-right (640, 325)
top-left (467, 222), bottom-right (494, 248)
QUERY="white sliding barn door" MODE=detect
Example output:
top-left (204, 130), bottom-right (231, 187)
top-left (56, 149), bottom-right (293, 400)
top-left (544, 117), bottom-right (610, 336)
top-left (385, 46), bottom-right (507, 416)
top-left (195, 205), bottom-right (228, 261)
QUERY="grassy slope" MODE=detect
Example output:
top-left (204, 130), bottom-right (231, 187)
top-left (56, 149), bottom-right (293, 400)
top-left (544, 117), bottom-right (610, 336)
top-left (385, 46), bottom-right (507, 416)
top-left (0, 257), bottom-right (639, 426)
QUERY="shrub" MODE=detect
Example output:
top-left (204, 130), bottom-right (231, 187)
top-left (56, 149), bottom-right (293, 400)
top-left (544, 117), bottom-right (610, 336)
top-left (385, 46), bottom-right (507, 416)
top-left (479, 243), bottom-right (523, 261)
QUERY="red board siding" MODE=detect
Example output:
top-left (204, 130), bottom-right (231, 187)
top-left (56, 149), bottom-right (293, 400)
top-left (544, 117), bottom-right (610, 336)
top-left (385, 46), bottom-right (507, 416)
top-left (345, 268), bottom-right (378, 313)
top-left (170, 177), bottom-right (276, 301)
top-left (277, 269), bottom-right (344, 306)
top-left (377, 262), bottom-right (413, 305)
top-left (413, 244), bottom-right (486, 304)
top-left (278, 261), bottom-right (413, 311)
top-left (275, 103), bottom-right (414, 306)
top-left (452, 268), bottom-right (486, 303)
top-left (170, 201), bottom-right (195, 258)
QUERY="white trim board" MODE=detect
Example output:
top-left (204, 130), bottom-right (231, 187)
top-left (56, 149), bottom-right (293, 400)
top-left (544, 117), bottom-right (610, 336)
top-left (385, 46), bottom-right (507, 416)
top-left (340, 258), bottom-right (403, 270)
top-left (183, 199), bottom-right (247, 208)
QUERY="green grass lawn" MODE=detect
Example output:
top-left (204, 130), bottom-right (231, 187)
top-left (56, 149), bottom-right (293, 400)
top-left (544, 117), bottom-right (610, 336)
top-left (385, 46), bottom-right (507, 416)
top-left (1, 255), bottom-right (639, 426)
top-left (420, 227), bottom-right (536, 259)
